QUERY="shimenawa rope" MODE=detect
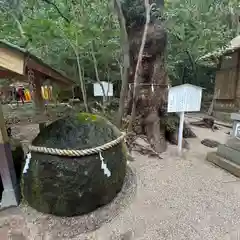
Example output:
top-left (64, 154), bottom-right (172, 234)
top-left (28, 132), bottom-right (126, 157)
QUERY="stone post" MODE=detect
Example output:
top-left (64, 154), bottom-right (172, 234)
top-left (231, 113), bottom-right (240, 138)
top-left (206, 112), bottom-right (240, 177)
top-left (0, 103), bottom-right (19, 207)
top-left (34, 75), bottom-right (45, 132)
top-left (28, 69), bottom-right (45, 132)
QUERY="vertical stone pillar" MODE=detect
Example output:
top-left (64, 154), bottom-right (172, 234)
top-left (35, 74), bottom-right (46, 131)
top-left (28, 69), bottom-right (45, 132)
top-left (34, 75), bottom-right (44, 111)
top-left (231, 113), bottom-right (240, 138)
top-left (0, 103), bottom-right (19, 207)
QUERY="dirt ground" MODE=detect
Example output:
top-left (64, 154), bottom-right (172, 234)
top-left (2, 116), bottom-right (240, 239)
top-left (3, 102), bottom-right (72, 127)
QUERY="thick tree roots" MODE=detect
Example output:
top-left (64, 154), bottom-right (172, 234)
top-left (190, 117), bottom-right (219, 131)
top-left (161, 113), bottom-right (196, 148)
top-left (201, 139), bottom-right (220, 148)
top-left (125, 112), bottom-right (196, 154)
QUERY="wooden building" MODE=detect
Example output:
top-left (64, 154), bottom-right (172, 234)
top-left (0, 40), bottom-right (75, 208)
top-left (0, 40), bottom-right (75, 121)
top-left (201, 36), bottom-right (240, 119)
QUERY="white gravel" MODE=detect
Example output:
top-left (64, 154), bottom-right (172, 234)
top-left (82, 125), bottom-right (240, 240)
top-left (6, 123), bottom-right (240, 240)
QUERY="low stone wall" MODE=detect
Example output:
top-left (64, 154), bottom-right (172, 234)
top-left (212, 111), bottom-right (232, 123)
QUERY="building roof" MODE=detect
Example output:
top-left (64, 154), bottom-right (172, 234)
top-left (170, 83), bottom-right (204, 91)
top-left (230, 35), bottom-right (240, 49)
top-left (0, 40), bottom-right (75, 86)
top-left (199, 35), bottom-right (240, 62)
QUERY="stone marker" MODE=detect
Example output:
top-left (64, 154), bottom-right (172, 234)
top-left (231, 113), bottom-right (240, 138)
top-left (206, 112), bottom-right (240, 177)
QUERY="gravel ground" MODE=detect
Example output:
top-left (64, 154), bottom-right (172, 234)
top-left (87, 125), bottom-right (240, 240)
top-left (3, 121), bottom-right (240, 239)
top-left (20, 166), bottom-right (137, 240)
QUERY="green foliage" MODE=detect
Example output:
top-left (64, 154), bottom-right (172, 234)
top-left (165, 0), bottom-right (240, 88)
top-left (1, 0), bottom-right (240, 95)
top-left (0, 0), bottom-right (121, 86)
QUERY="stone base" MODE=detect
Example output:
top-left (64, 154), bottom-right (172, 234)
top-left (231, 113), bottom-right (240, 138)
top-left (1, 185), bottom-right (20, 208)
top-left (212, 111), bottom-right (232, 123)
top-left (206, 152), bottom-right (240, 178)
top-left (217, 144), bottom-right (240, 166)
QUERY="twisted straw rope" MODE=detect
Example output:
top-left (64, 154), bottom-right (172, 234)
top-left (28, 132), bottom-right (126, 157)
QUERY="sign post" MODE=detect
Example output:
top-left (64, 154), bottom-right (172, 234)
top-left (168, 84), bottom-right (203, 154)
top-left (93, 81), bottom-right (113, 103)
top-left (178, 112), bottom-right (185, 153)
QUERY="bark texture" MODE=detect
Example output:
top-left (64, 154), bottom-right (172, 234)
top-left (120, 0), bottom-right (195, 152)
top-left (121, 0), bottom-right (168, 152)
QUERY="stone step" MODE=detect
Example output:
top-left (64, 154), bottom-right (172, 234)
top-left (225, 138), bottom-right (240, 151)
top-left (206, 152), bottom-right (240, 178)
top-left (217, 144), bottom-right (240, 166)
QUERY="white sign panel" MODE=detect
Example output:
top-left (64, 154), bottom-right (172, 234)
top-left (93, 81), bottom-right (113, 97)
top-left (168, 84), bottom-right (202, 113)
top-left (234, 123), bottom-right (240, 140)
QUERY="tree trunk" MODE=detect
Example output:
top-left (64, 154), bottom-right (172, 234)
top-left (119, 0), bottom-right (195, 153)
top-left (121, 0), bottom-right (168, 152)
top-left (114, 0), bottom-right (130, 128)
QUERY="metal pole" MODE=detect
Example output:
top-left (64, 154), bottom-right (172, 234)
top-left (178, 111), bottom-right (185, 154)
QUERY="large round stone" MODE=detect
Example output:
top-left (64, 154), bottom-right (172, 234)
top-left (22, 113), bottom-right (127, 217)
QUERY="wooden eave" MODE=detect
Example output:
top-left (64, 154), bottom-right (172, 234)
top-left (0, 40), bottom-right (75, 86)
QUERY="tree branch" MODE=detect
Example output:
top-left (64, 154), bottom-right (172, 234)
top-left (1, 4), bottom-right (26, 40)
top-left (41, 0), bottom-right (70, 23)
top-left (90, 43), bottom-right (106, 102)
top-left (114, 0), bottom-right (130, 128)
top-left (60, 28), bottom-right (88, 111)
top-left (185, 49), bottom-right (197, 80)
top-left (128, 0), bottom-right (153, 131)
top-left (12, 13), bottom-right (25, 38)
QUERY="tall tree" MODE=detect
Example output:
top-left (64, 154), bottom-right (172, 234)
top-left (165, 0), bottom-right (240, 85)
top-left (0, 0), bottom-right (121, 97)
top-left (117, 0), bottom-right (168, 152)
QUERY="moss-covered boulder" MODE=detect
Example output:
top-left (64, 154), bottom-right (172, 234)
top-left (10, 138), bottom-right (25, 181)
top-left (22, 113), bottom-right (127, 217)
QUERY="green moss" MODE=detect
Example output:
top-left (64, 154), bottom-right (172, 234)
top-left (29, 161), bottom-right (42, 202)
top-left (31, 172), bottom-right (51, 212)
top-left (160, 113), bottom-right (179, 133)
top-left (21, 171), bottom-right (41, 205)
top-left (31, 176), bottom-right (42, 202)
top-left (22, 159), bottom-right (43, 207)
top-left (122, 142), bottom-right (128, 157)
top-left (76, 112), bottom-right (99, 123)
top-left (23, 113), bottom-right (127, 216)
top-left (20, 175), bottom-right (26, 203)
